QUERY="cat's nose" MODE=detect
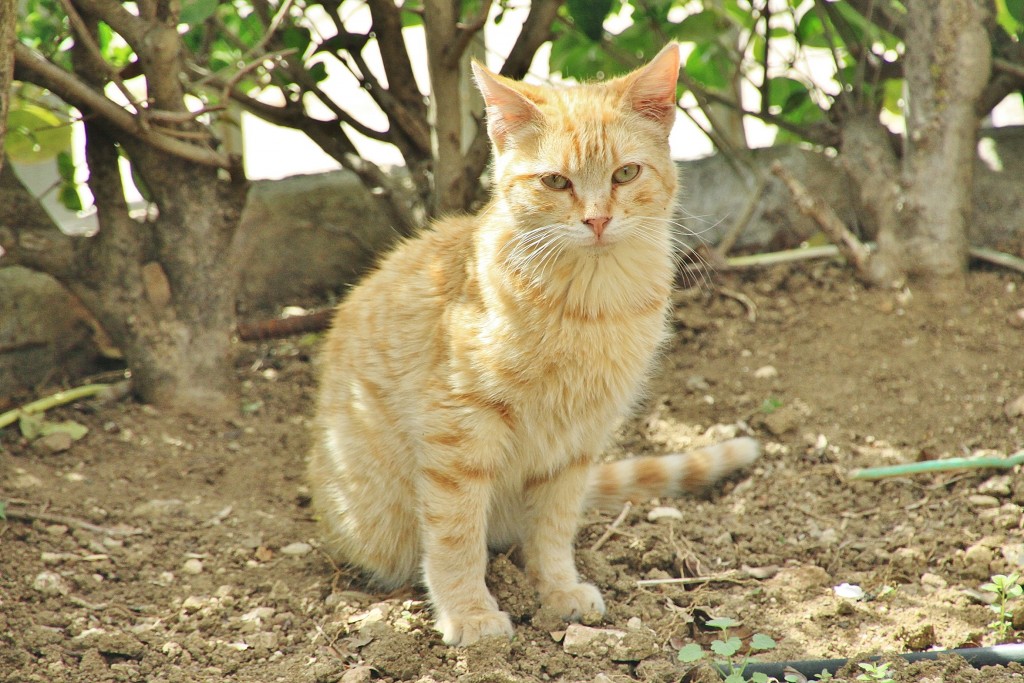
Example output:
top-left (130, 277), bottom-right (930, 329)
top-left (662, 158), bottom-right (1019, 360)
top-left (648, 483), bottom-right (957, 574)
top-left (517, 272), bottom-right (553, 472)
top-left (583, 216), bottom-right (611, 238)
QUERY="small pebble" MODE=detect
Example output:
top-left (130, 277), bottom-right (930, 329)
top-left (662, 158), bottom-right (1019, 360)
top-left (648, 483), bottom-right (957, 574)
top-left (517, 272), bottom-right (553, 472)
top-left (753, 365), bottom-right (779, 379)
top-left (968, 494), bottom-right (1001, 509)
top-left (646, 506), bottom-right (683, 522)
top-left (280, 542), bottom-right (312, 557)
top-left (182, 558), bottom-right (204, 574)
top-left (32, 571), bottom-right (70, 596)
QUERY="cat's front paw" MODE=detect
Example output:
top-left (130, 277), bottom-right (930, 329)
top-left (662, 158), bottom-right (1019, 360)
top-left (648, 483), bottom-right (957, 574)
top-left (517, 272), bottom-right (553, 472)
top-left (541, 582), bottom-right (606, 621)
top-left (437, 610), bottom-right (514, 646)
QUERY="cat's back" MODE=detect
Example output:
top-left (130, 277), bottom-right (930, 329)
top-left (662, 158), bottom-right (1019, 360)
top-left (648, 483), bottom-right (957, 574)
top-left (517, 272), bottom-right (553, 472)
top-left (320, 214), bottom-right (480, 363)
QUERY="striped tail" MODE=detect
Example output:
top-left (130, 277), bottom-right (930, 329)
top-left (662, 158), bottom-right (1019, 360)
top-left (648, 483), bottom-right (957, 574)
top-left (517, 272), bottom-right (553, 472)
top-left (584, 437), bottom-right (760, 511)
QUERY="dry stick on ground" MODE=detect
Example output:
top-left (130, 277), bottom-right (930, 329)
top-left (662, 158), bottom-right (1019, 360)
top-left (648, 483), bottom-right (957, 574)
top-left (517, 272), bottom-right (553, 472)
top-left (591, 501), bottom-right (632, 552)
top-left (769, 160), bottom-right (873, 278)
top-left (3, 504), bottom-right (144, 537)
top-left (713, 172), bottom-right (768, 263)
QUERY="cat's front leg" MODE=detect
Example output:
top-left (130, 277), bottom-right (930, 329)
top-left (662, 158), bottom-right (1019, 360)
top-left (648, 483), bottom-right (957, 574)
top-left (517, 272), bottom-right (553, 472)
top-left (418, 448), bottom-right (512, 646)
top-left (523, 454), bottom-right (606, 620)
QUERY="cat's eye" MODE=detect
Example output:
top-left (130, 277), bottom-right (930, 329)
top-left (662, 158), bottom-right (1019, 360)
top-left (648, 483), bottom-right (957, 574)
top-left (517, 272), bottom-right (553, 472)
top-left (612, 163), bottom-right (641, 184)
top-left (541, 174), bottom-right (571, 190)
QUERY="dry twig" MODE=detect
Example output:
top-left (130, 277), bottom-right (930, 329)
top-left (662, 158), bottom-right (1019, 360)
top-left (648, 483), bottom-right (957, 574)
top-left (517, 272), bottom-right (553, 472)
top-left (591, 501), bottom-right (632, 552)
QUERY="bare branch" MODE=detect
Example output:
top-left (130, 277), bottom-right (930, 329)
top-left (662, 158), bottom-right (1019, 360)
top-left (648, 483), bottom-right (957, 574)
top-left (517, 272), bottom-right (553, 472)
top-left (365, 0), bottom-right (427, 119)
top-left (770, 161), bottom-right (873, 279)
top-left (14, 42), bottom-right (233, 168)
top-left (59, 0), bottom-right (143, 114)
top-left (501, 0), bottom-right (562, 79)
top-left (70, 0), bottom-right (146, 47)
top-left (445, 0), bottom-right (493, 68)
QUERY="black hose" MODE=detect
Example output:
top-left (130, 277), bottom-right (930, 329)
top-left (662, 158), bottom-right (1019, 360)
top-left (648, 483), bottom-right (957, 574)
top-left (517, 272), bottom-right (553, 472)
top-left (712, 643), bottom-right (1024, 679)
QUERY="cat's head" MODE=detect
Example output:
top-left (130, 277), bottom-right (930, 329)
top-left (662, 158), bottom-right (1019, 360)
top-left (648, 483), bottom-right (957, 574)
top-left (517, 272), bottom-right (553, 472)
top-left (473, 44), bottom-right (680, 250)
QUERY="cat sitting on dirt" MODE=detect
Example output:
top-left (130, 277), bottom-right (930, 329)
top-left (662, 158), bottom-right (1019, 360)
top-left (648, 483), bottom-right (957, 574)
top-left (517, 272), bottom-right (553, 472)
top-left (307, 43), bottom-right (760, 646)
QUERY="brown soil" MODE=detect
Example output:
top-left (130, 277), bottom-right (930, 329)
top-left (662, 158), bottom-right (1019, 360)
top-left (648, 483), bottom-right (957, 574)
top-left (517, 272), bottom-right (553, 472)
top-left (2, 263), bottom-right (1023, 683)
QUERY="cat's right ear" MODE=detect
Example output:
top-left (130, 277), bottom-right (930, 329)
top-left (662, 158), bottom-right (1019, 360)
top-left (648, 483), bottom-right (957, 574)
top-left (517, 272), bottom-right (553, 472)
top-left (472, 63), bottom-right (543, 152)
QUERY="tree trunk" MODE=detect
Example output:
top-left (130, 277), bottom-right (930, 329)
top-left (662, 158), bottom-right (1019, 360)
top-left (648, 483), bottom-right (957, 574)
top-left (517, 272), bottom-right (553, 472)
top-left (3, 3), bottom-right (249, 415)
top-left (868, 0), bottom-right (991, 289)
top-left (0, 0), bottom-right (14, 173)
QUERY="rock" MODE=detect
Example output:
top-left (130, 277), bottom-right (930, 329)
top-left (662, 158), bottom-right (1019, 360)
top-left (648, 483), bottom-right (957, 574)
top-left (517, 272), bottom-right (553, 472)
top-left (968, 494), bottom-right (1001, 509)
top-left (182, 558), bottom-right (204, 574)
top-left (920, 572), bottom-right (948, 590)
top-left (892, 547), bottom-right (927, 574)
top-left (280, 541), bottom-right (313, 557)
top-left (610, 628), bottom-right (660, 662)
top-left (761, 405), bottom-right (801, 436)
top-left (647, 506), bottom-right (684, 522)
top-left (685, 375), bottom-right (710, 392)
top-left (562, 624), bottom-right (626, 657)
top-left (753, 365), bottom-right (779, 379)
top-left (341, 666), bottom-right (375, 683)
top-left (36, 431), bottom-right (74, 453)
top-left (0, 266), bottom-right (107, 396)
top-left (32, 571), bottom-right (70, 596)
top-left (72, 628), bottom-right (145, 658)
top-left (181, 596), bottom-right (206, 613)
top-left (1006, 394), bottom-right (1024, 418)
top-left (962, 543), bottom-right (996, 579)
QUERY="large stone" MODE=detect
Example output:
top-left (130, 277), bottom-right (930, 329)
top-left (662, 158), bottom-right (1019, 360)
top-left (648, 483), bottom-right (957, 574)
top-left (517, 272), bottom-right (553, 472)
top-left (0, 266), bottom-right (104, 396)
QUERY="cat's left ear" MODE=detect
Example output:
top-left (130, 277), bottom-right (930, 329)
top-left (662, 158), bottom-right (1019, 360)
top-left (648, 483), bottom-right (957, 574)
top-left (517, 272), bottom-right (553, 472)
top-left (472, 62), bottom-right (544, 152)
top-left (618, 43), bottom-right (681, 134)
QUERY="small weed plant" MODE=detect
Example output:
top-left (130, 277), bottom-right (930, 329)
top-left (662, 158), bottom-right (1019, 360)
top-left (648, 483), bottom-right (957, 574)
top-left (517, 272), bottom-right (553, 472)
top-left (856, 661), bottom-right (894, 683)
top-left (677, 617), bottom-right (777, 683)
top-left (981, 572), bottom-right (1022, 640)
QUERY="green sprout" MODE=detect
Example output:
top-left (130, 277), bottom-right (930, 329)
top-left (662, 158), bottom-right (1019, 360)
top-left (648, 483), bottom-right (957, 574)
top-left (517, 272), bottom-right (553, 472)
top-left (677, 616), bottom-right (778, 683)
top-left (981, 572), bottom-right (1023, 640)
top-left (856, 661), bottom-right (894, 683)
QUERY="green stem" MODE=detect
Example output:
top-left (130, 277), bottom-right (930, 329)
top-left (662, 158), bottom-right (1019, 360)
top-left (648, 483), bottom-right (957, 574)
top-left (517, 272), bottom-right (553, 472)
top-left (850, 451), bottom-right (1024, 480)
top-left (0, 384), bottom-right (112, 430)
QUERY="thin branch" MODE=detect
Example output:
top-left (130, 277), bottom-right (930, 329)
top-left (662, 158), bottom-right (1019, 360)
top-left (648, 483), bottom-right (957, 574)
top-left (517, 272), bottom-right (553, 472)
top-left (770, 161), bottom-right (872, 277)
top-left (445, 0), bottom-right (493, 68)
top-left (15, 42), bottom-right (233, 168)
top-left (69, 0), bottom-right (146, 47)
top-left (591, 502), bottom-right (632, 552)
top-left (58, 0), bottom-right (142, 115)
top-left (3, 504), bottom-right (145, 537)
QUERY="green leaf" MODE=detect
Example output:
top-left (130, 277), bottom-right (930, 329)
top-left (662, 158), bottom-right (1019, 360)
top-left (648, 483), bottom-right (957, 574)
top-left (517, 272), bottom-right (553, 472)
top-left (996, 0), bottom-right (1024, 36)
top-left (705, 616), bottom-right (740, 630)
top-left (724, 673), bottom-right (746, 683)
top-left (671, 10), bottom-right (728, 43)
top-left (566, 0), bottom-right (614, 41)
top-left (0, 499), bottom-right (6, 520)
top-left (40, 420), bottom-right (89, 440)
top-left (684, 42), bottom-right (732, 90)
top-left (308, 61), bottom-right (328, 83)
top-left (677, 642), bottom-right (705, 662)
top-left (795, 9), bottom-right (829, 49)
top-left (179, 0), bottom-right (219, 26)
top-left (5, 103), bottom-right (73, 162)
top-left (751, 673), bottom-right (772, 683)
top-left (19, 413), bottom-right (44, 440)
top-left (750, 633), bottom-right (777, 651)
top-left (59, 183), bottom-right (83, 212)
top-left (710, 636), bottom-right (742, 657)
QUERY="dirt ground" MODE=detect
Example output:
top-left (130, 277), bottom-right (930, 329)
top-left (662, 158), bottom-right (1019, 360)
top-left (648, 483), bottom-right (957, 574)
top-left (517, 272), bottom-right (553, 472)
top-left (2, 262), bottom-right (1024, 683)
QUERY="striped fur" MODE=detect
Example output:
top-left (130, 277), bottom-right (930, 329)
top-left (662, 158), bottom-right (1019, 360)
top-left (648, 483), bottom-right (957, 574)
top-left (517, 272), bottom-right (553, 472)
top-left (585, 438), bottom-right (761, 511)
top-left (307, 44), bottom-right (759, 647)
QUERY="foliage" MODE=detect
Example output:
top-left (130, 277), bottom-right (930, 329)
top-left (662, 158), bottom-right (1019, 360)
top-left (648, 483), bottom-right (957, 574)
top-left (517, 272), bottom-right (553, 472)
top-left (677, 616), bottom-right (778, 683)
top-left (981, 572), bottom-right (1023, 640)
top-left (551, 0), bottom-right (1024, 154)
top-left (855, 661), bottom-right (894, 683)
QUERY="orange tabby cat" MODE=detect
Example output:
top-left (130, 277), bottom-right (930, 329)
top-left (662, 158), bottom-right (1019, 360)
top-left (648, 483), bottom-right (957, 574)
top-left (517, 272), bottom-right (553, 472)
top-left (308, 43), bottom-right (759, 646)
